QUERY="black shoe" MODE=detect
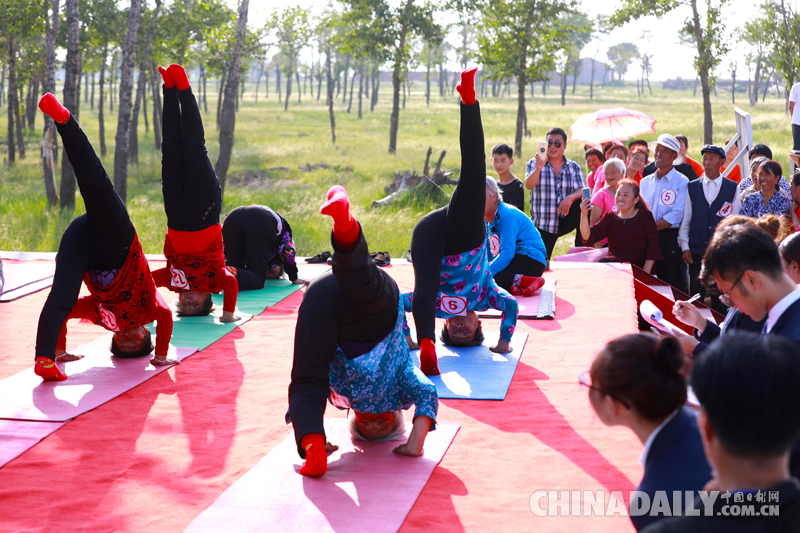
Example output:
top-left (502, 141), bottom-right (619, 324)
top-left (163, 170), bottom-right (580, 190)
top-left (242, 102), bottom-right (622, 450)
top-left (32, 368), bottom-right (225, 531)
top-left (371, 251), bottom-right (391, 267)
top-left (306, 251), bottom-right (332, 264)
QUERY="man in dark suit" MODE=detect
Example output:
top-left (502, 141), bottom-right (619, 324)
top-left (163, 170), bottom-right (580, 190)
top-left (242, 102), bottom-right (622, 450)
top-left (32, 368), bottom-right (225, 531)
top-left (643, 333), bottom-right (800, 532)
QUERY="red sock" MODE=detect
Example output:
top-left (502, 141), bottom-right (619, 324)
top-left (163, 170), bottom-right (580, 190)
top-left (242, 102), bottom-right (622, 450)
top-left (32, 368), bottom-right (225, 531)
top-left (299, 433), bottom-right (327, 477)
top-left (419, 338), bottom-right (440, 376)
top-left (456, 66), bottom-right (478, 105)
top-left (157, 66), bottom-right (176, 89)
top-left (520, 276), bottom-right (545, 297)
top-left (38, 93), bottom-right (70, 124)
top-left (320, 185), bottom-right (359, 247)
top-left (167, 64), bottom-right (191, 91)
top-left (34, 357), bottom-right (67, 381)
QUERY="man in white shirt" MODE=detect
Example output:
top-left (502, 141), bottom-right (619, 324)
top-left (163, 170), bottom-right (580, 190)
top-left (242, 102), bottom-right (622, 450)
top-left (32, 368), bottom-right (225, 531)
top-left (789, 82), bottom-right (800, 151)
top-left (640, 134), bottom-right (690, 291)
top-left (678, 145), bottom-right (740, 313)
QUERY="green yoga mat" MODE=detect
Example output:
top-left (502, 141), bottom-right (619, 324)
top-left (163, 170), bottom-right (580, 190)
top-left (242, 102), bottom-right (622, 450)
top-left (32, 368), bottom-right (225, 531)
top-left (212, 279), bottom-right (302, 316)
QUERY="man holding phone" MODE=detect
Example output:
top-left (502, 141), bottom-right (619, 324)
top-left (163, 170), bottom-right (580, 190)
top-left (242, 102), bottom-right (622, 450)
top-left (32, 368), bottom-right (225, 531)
top-left (525, 127), bottom-right (585, 260)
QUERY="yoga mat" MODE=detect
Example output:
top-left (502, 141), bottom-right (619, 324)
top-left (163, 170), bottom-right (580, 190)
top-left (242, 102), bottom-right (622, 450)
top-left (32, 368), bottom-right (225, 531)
top-left (0, 419), bottom-right (66, 468)
top-left (478, 279), bottom-right (557, 319)
top-left (0, 336), bottom-right (196, 422)
top-left (184, 418), bottom-right (460, 533)
top-left (0, 262), bottom-right (55, 302)
top-left (554, 247), bottom-right (609, 263)
top-left (211, 264), bottom-right (329, 317)
top-left (153, 312), bottom-right (253, 351)
top-left (410, 333), bottom-right (528, 400)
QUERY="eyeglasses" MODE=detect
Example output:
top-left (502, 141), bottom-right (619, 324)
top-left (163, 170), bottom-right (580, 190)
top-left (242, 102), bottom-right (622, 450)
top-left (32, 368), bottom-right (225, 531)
top-left (716, 270), bottom-right (747, 307)
top-left (579, 371), bottom-right (631, 409)
top-left (547, 140), bottom-right (563, 148)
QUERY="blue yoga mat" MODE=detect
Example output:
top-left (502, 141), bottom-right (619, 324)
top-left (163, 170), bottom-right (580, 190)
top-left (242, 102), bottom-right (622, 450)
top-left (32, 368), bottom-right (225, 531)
top-left (410, 333), bottom-right (528, 400)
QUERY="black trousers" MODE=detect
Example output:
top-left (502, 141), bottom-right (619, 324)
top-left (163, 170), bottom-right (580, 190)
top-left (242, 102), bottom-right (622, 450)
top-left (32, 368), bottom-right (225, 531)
top-left (409, 103), bottom-right (486, 342)
top-left (161, 86), bottom-right (221, 231)
top-left (656, 228), bottom-right (687, 292)
top-left (288, 230), bottom-right (398, 456)
top-left (538, 199), bottom-right (582, 260)
top-left (793, 124), bottom-right (800, 152)
top-left (689, 252), bottom-right (728, 315)
top-left (222, 206), bottom-right (282, 290)
top-left (494, 254), bottom-right (546, 291)
top-left (35, 117), bottom-right (135, 359)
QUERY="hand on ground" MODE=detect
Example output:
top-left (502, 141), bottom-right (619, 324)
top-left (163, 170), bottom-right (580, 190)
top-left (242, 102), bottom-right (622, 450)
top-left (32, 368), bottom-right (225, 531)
top-left (393, 442), bottom-right (424, 457)
top-left (220, 311), bottom-right (241, 323)
top-left (490, 339), bottom-right (512, 353)
top-left (405, 335), bottom-right (420, 350)
top-left (292, 278), bottom-right (311, 285)
top-left (325, 441), bottom-right (339, 453)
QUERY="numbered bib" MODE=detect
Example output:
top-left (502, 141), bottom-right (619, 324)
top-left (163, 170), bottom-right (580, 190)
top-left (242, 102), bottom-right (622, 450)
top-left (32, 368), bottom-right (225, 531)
top-left (441, 295), bottom-right (468, 316)
top-left (717, 202), bottom-right (733, 218)
top-left (660, 189), bottom-right (676, 206)
top-left (489, 234), bottom-right (501, 257)
top-left (98, 304), bottom-right (119, 331)
top-left (170, 265), bottom-right (190, 290)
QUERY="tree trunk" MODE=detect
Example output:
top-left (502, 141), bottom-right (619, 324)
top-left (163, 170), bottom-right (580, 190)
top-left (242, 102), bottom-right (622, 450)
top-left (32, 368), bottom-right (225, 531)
top-left (693, 76), bottom-right (699, 97)
top-left (425, 55), bottom-right (431, 107)
top-left (42, 0), bottom-right (61, 206)
top-left (201, 63), bottom-right (208, 112)
top-left (295, 67), bottom-right (301, 105)
top-left (371, 63), bottom-right (380, 111)
top-left (732, 71), bottom-right (736, 104)
top-left (590, 57), bottom-right (596, 100)
top-left (8, 38), bottom-right (25, 160)
top-left (438, 64), bottom-right (444, 97)
top-left (762, 68), bottom-right (774, 102)
top-left (109, 54), bottom-right (116, 112)
top-left (91, 69), bottom-right (95, 109)
top-left (149, 60), bottom-right (162, 149)
top-left (142, 73), bottom-right (149, 133)
top-left (284, 55), bottom-right (292, 111)
top-left (99, 44), bottom-right (108, 156)
top-left (59, 0), bottom-right (80, 210)
top-left (342, 54), bottom-right (350, 104)
top-left (216, 70), bottom-right (226, 124)
top-left (690, 0), bottom-right (713, 144)
top-left (388, 0), bottom-right (413, 154)
top-left (515, 73), bottom-right (527, 159)
top-left (560, 69), bottom-right (567, 106)
top-left (326, 44), bottom-right (336, 145)
top-left (358, 58), bottom-right (364, 119)
top-left (215, 0), bottom-right (249, 197)
top-left (112, 0), bottom-right (142, 204)
top-left (254, 60), bottom-right (264, 102)
top-left (129, 2), bottom-right (159, 165)
top-left (347, 67), bottom-right (356, 113)
top-left (6, 36), bottom-right (18, 164)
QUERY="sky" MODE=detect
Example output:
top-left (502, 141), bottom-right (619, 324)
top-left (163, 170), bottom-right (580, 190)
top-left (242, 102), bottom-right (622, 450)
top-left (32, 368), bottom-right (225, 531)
top-left (243, 0), bottom-right (769, 81)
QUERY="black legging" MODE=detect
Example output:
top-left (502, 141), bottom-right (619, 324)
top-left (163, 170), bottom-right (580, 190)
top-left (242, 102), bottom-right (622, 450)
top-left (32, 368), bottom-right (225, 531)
top-left (288, 229), bottom-right (398, 456)
top-left (409, 102), bottom-right (486, 342)
top-left (223, 205), bottom-right (288, 290)
top-left (493, 254), bottom-right (546, 291)
top-left (35, 117), bottom-right (135, 360)
top-left (161, 86), bottom-right (221, 232)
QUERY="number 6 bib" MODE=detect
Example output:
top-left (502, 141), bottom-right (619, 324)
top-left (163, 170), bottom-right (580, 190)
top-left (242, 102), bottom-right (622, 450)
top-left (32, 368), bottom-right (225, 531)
top-left (441, 295), bottom-right (468, 316)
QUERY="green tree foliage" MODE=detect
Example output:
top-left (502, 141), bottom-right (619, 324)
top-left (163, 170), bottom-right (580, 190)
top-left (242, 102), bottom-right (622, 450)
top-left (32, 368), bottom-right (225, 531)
top-left (606, 42), bottom-right (638, 80)
top-left (267, 7), bottom-right (312, 111)
top-left (476, 0), bottom-right (573, 158)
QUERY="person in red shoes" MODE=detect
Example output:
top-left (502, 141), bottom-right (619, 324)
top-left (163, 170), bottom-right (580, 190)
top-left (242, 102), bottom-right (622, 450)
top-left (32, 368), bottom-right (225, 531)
top-left (287, 186), bottom-right (438, 477)
top-left (33, 94), bottom-right (175, 382)
top-left (484, 177), bottom-right (547, 296)
top-left (407, 67), bottom-right (519, 376)
top-left (149, 64), bottom-right (239, 322)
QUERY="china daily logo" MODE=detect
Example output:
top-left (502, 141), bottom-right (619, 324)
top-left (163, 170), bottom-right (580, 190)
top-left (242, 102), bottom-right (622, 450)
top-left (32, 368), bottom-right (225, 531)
top-left (530, 490), bottom-right (780, 517)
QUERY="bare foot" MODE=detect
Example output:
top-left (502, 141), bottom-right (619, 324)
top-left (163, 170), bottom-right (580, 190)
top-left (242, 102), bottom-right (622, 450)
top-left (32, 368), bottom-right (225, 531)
top-left (393, 443), bottom-right (424, 457)
top-left (56, 353), bottom-right (84, 362)
top-left (151, 356), bottom-right (180, 366)
top-left (489, 339), bottom-right (512, 353)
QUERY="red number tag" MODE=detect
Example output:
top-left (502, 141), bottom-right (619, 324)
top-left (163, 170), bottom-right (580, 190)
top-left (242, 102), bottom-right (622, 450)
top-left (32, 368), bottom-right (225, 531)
top-left (717, 202), bottom-right (733, 217)
top-left (441, 295), bottom-right (467, 316)
top-left (489, 234), bottom-right (501, 257)
top-left (170, 265), bottom-right (190, 290)
top-left (660, 189), bottom-right (676, 206)
top-left (98, 305), bottom-right (119, 331)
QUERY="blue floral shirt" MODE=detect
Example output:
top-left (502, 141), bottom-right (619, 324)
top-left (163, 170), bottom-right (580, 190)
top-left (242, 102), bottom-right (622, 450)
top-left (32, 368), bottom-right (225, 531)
top-left (328, 297), bottom-right (438, 423)
top-left (741, 190), bottom-right (791, 218)
top-left (402, 239), bottom-right (519, 342)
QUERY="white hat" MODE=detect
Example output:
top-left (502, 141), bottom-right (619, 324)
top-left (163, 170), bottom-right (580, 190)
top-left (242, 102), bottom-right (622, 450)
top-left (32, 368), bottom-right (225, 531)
top-left (648, 134), bottom-right (684, 164)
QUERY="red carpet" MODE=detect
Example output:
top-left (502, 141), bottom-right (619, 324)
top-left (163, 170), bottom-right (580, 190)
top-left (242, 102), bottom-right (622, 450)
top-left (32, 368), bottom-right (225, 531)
top-left (0, 262), bottom-right (642, 532)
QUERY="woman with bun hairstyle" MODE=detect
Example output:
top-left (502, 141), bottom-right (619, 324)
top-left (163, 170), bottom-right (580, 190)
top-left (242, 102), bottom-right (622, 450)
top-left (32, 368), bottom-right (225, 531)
top-left (581, 334), bottom-right (712, 532)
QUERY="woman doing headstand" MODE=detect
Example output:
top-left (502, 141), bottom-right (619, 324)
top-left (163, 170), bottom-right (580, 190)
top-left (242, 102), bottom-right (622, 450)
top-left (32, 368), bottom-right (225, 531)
top-left (287, 186), bottom-right (438, 477)
top-left (34, 94), bottom-right (175, 381)
top-left (409, 67), bottom-right (519, 375)
top-left (149, 64), bottom-right (239, 321)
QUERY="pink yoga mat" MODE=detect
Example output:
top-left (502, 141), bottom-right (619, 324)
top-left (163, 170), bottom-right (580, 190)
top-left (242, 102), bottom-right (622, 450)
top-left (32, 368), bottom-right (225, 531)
top-left (0, 419), bottom-right (65, 468)
top-left (0, 262), bottom-right (56, 302)
top-left (0, 336), bottom-right (196, 422)
top-left (184, 418), bottom-right (460, 533)
top-left (554, 246), bottom-right (609, 263)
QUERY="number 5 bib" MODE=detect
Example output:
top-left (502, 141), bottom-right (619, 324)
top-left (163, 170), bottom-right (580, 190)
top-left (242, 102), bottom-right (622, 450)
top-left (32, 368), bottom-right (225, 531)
top-left (660, 189), bottom-right (676, 206)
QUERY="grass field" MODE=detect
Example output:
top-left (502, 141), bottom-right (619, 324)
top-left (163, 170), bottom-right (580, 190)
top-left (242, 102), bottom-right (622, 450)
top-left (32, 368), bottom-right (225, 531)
top-left (0, 77), bottom-right (794, 260)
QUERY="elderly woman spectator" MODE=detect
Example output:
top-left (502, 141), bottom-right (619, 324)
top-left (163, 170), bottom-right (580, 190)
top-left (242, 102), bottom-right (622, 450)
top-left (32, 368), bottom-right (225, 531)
top-left (741, 160), bottom-right (791, 218)
top-left (738, 157), bottom-right (791, 203)
top-left (585, 148), bottom-right (606, 192)
top-left (580, 179), bottom-right (662, 273)
top-left (626, 147), bottom-right (648, 184)
top-left (485, 177), bottom-right (547, 295)
top-left (790, 170), bottom-right (800, 232)
top-left (588, 157), bottom-right (624, 248)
